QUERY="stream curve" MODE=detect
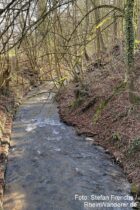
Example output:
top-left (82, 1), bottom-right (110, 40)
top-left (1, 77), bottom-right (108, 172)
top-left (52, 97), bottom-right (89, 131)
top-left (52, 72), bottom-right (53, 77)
top-left (4, 85), bottom-right (133, 210)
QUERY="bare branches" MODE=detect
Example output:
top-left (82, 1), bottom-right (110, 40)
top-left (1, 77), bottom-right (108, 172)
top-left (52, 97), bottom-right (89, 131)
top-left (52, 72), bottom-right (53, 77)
top-left (0, 0), bottom-right (75, 53)
top-left (0, 0), bottom-right (131, 91)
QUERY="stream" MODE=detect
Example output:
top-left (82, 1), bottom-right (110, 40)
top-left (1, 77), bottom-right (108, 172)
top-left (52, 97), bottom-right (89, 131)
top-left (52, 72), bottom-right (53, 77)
top-left (4, 84), bottom-right (133, 210)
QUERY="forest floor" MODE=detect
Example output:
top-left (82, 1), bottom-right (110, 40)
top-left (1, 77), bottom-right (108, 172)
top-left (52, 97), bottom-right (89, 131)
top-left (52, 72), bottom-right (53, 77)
top-left (57, 50), bottom-right (140, 196)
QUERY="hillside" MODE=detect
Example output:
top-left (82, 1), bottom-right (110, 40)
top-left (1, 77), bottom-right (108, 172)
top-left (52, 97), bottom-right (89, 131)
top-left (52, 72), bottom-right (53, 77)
top-left (58, 50), bottom-right (140, 195)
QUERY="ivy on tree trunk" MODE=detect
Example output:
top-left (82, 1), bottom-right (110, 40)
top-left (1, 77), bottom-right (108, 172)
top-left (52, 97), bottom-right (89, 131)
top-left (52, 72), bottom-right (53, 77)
top-left (125, 0), bottom-right (140, 104)
top-left (125, 0), bottom-right (134, 67)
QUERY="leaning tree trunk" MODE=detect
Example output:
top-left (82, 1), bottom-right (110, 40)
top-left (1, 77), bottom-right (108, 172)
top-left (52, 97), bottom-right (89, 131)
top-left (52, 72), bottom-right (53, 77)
top-left (125, 0), bottom-right (140, 104)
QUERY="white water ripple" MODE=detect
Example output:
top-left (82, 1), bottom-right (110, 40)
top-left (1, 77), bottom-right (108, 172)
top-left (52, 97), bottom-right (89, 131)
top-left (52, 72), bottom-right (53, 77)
top-left (25, 117), bottom-right (61, 132)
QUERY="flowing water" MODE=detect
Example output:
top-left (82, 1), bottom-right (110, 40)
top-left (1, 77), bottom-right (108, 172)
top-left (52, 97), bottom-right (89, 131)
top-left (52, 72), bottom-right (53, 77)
top-left (4, 85), bottom-right (133, 210)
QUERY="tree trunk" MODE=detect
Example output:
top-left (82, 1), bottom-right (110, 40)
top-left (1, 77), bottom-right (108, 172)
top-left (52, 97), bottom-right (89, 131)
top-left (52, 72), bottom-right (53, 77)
top-left (125, 0), bottom-right (140, 104)
top-left (93, 0), bottom-right (106, 58)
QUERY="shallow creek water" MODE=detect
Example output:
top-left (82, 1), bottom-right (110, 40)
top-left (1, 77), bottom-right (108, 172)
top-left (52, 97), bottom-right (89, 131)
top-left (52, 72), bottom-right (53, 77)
top-left (4, 86), bottom-right (133, 210)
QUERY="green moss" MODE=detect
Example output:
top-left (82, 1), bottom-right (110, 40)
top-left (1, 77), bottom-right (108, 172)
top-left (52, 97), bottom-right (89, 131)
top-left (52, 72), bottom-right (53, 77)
top-left (70, 97), bottom-right (84, 109)
top-left (129, 93), bottom-right (140, 105)
top-left (93, 82), bottom-right (127, 124)
top-left (125, 0), bottom-right (135, 67)
top-left (112, 132), bottom-right (121, 142)
top-left (128, 137), bottom-right (140, 155)
top-left (131, 183), bottom-right (140, 196)
top-left (93, 100), bottom-right (107, 124)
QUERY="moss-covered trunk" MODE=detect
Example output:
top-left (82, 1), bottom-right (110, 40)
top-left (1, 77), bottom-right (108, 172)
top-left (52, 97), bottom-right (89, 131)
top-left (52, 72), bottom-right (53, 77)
top-left (125, 0), bottom-right (134, 68)
top-left (125, 0), bottom-right (140, 104)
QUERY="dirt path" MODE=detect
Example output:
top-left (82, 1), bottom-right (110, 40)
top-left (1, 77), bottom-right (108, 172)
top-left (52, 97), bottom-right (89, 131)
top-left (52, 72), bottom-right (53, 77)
top-left (4, 85), bottom-right (133, 210)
